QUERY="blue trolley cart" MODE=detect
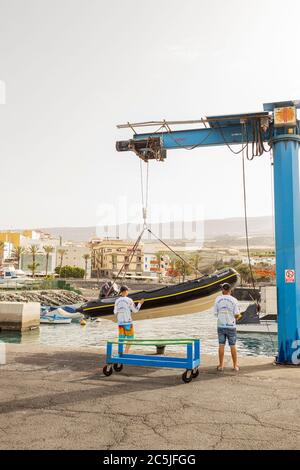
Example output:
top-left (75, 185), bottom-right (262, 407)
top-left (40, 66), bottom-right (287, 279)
top-left (103, 338), bottom-right (200, 383)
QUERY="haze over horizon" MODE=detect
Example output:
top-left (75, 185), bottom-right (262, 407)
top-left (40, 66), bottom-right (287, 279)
top-left (1, 0), bottom-right (299, 229)
top-left (0, 214), bottom-right (274, 231)
top-left (33, 215), bottom-right (274, 244)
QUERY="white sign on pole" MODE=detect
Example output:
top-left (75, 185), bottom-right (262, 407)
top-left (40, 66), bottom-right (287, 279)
top-left (285, 269), bottom-right (295, 283)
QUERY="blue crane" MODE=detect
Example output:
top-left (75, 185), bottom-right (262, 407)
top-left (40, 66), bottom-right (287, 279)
top-left (116, 100), bottom-right (300, 365)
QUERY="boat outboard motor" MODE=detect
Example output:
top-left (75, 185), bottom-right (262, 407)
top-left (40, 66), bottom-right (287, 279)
top-left (99, 282), bottom-right (110, 299)
top-left (236, 303), bottom-right (260, 324)
top-left (99, 281), bottom-right (119, 299)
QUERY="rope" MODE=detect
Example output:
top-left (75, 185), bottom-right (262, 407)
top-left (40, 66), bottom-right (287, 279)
top-left (105, 228), bottom-right (145, 297)
top-left (135, 117), bottom-right (269, 160)
top-left (241, 137), bottom-right (276, 353)
top-left (121, 229), bottom-right (144, 281)
top-left (161, 122), bottom-right (216, 150)
top-left (215, 122), bottom-right (249, 155)
top-left (139, 159), bottom-right (145, 210)
top-left (106, 156), bottom-right (201, 291)
top-left (241, 147), bottom-right (256, 293)
top-left (270, 149), bottom-right (275, 245)
top-left (139, 158), bottom-right (202, 277)
top-left (139, 159), bottom-right (149, 227)
top-left (146, 228), bottom-right (202, 277)
top-left (240, 122), bottom-right (265, 305)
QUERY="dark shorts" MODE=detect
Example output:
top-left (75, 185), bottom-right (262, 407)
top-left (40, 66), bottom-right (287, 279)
top-left (218, 327), bottom-right (237, 346)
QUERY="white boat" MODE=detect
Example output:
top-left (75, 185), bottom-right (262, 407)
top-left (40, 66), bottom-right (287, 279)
top-left (236, 303), bottom-right (277, 334)
top-left (40, 314), bottom-right (72, 325)
top-left (237, 320), bottom-right (277, 334)
top-left (47, 307), bottom-right (83, 322)
top-left (0, 266), bottom-right (32, 285)
top-left (41, 304), bottom-right (83, 323)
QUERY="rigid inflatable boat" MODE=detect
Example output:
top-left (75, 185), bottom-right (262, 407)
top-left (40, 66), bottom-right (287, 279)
top-left (78, 268), bottom-right (239, 318)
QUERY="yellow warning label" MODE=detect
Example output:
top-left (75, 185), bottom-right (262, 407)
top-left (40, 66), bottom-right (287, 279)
top-left (274, 107), bottom-right (297, 127)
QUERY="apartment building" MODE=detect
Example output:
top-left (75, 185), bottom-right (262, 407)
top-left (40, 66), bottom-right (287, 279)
top-left (56, 243), bottom-right (91, 276)
top-left (90, 238), bottom-right (144, 278)
top-left (144, 253), bottom-right (170, 275)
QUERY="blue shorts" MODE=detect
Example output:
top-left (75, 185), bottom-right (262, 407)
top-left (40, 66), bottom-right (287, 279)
top-left (218, 327), bottom-right (237, 346)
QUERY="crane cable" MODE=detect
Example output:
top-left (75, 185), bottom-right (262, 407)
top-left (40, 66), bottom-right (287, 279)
top-left (139, 159), bottom-right (202, 276)
top-left (270, 149), bottom-right (275, 244)
top-left (241, 142), bottom-right (257, 294)
top-left (106, 156), bottom-right (201, 295)
top-left (106, 160), bottom-right (150, 295)
top-left (146, 227), bottom-right (202, 276)
top-left (127, 116), bottom-right (272, 159)
top-left (140, 159), bottom-right (149, 228)
top-left (105, 227), bottom-right (145, 297)
top-left (241, 128), bottom-right (276, 353)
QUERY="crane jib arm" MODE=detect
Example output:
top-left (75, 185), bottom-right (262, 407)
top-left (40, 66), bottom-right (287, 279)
top-left (116, 112), bottom-right (271, 161)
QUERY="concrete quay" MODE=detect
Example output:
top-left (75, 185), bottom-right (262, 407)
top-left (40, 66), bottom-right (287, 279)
top-left (0, 343), bottom-right (299, 450)
top-left (0, 302), bottom-right (40, 331)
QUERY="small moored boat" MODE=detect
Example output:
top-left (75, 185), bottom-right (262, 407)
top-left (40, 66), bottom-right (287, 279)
top-left (236, 304), bottom-right (277, 334)
top-left (48, 306), bottom-right (83, 322)
top-left (41, 305), bottom-right (83, 323)
top-left (40, 313), bottom-right (72, 325)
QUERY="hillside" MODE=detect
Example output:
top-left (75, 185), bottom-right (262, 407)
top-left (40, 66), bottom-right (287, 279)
top-left (39, 216), bottom-right (274, 243)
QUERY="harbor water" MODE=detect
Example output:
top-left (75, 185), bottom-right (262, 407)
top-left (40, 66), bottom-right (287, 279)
top-left (0, 307), bottom-right (277, 357)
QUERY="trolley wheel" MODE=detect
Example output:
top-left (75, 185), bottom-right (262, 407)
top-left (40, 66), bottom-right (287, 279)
top-left (191, 367), bottom-right (199, 378)
top-left (182, 370), bottom-right (193, 383)
top-left (113, 363), bottom-right (123, 372)
top-left (103, 365), bottom-right (113, 376)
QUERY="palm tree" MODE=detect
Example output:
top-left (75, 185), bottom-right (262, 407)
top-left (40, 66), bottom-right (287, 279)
top-left (94, 250), bottom-right (101, 282)
top-left (190, 251), bottom-right (202, 277)
top-left (57, 248), bottom-right (67, 278)
top-left (236, 263), bottom-right (251, 286)
top-left (27, 245), bottom-right (40, 278)
top-left (83, 253), bottom-right (91, 280)
top-left (43, 245), bottom-right (54, 276)
top-left (12, 246), bottom-right (25, 269)
top-left (174, 258), bottom-right (193, 282)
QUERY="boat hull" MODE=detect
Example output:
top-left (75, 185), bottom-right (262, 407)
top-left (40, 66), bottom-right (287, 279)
top-left (80, 268), bottom-right (238, 318)
top-left (49, 307), bottom-right (83, 322)
top-left (237, 321), bottom-right (277, 334)
top-left (40, 316), bottom-right (72, 325)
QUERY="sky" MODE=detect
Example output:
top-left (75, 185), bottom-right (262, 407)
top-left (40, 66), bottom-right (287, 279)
top-left (0, 0), bottom-right (299, 230)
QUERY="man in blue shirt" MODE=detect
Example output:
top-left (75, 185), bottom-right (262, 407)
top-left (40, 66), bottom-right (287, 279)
top-left (214, 283), bottom-right (241, 372)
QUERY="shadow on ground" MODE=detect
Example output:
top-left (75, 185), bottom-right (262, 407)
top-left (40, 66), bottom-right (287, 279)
top-left (0, 350), bottom-right (277, 416)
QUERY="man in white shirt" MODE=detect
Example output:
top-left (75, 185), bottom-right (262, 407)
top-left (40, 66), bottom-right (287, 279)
top-left (114, 285), bottom-right (144, 353)
top-left (214, 283), bottom-right (241, 371)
